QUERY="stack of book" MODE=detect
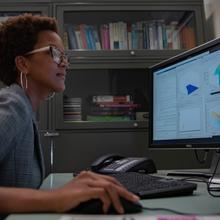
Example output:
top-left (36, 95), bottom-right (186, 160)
top-left (87, 95), bottom-right (140, 122)
top-left (63, 97), bottom-right (82, 122)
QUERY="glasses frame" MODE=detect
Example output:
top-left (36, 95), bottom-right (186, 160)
top-left (24, 45), bottom-right (69, 66)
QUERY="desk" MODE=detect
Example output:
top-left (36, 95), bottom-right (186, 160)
top-left (6, 173), bottom-right (220, 220)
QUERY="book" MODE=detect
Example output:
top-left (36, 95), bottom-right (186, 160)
top-left (148, 21), bottom-right (157, 49)
top-left (143, 21), bottom-right (150, 49)
top-left (92, 25), bottom-right (101, 50)
top-left (127, 23), bottom-right (132, 49)
top-left (131, 23), bottom-right (138, 49)
top-left (63, 31), bottom-right (69, 50)
top-left (136, 21), bottom-right (143, 49)
top-left (79, 24), bottom-right (88, 49)
top-left (87, 115), bottom-right (132, 122)
top-left (180, 26), bottom-right (196, 49)
top-left (84, 25), bottom-right (94, 50)
top-left (88, 111), bottom-right (134, 116)
top-left (100, 24), bottom-right (110, 50)
top-left (166, 25), bottom-right (173, 49)
top-left (157, 20), bottom-right (165, 49)
top-left (97, 103), bottom-right (139, 108)
top-left (109, 23), bottom-right (114, 50)
top-left (66, 24), bottom-right (78, 49)
top-left (170, 21), bottom-right (180, 49)
top-left (74, 24), bottom-right (84, 49)
top-left (92, 95), bottom-right (131, 103)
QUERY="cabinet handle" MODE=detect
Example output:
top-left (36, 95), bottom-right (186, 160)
top-left (133, 122), bottom-right (138, 127)
top-left (44, 131), bottom-right (60, 137)
top-left (130, 50), bottom-right (135, 56)
top-left (43, 131), bottom-right (60, 174)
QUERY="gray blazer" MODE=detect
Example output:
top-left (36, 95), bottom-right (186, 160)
top-left (0, 84), bottom-right (45, 189)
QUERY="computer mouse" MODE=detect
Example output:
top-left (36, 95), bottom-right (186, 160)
top-left (69, 197), bottom-right (143, 214)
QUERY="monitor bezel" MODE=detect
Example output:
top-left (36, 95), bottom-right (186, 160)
top-left (148, 38), bottom-right (220, 149)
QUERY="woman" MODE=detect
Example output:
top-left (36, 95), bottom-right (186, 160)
top-left (0, 14), bottom-right (139, 214)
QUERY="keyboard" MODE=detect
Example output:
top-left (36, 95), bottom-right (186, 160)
top-left (109, 172), bottom-right (197, 199)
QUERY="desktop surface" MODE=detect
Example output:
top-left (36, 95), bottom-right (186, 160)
top-left (6, 172), bottom-right (220, 220)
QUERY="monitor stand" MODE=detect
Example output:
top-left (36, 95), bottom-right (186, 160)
top-left (210, 150), bottom-right (220, 174)
top-left (167, 150), bottom-right (220, 179)
top-left (166, 169), bottom-right (212, 178)
top-left (208, 150), bottom-right (220, 191)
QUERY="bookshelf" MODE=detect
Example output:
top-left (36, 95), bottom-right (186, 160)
top-left (52, 0), bottom-right (206, 130)
top-left (49, 0), bottom-right (210, 173)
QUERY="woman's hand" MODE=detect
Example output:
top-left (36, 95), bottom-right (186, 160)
top-left (51, 171), bottom-right (139, 214)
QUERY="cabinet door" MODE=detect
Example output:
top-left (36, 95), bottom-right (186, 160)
top-left (0, 2), bottom-right (51, 130)
top-left (54, 1), bottom-right (206, 53)
top-left (52, 130), bottom-right (148, 173)
top-left (51, 130), bottom-right (212, 173)
top-left (53, 63), bottom-right (152, 130)
top-left (53, 50), bottom-right (185, 130)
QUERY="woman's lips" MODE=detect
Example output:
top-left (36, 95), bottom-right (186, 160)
top-left (56, 72), bottom-right (66, 80)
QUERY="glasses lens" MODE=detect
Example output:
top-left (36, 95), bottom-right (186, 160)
top-left (51, 47), bottom-right (61, 64)
top-left (50, 46), bottom-right (69, 65)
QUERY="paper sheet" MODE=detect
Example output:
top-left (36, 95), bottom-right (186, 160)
top-left (60, 215), bottom-right (220, 220)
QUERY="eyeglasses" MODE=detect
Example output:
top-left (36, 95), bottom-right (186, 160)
top-left (25, 45), bottom-right (69, 66)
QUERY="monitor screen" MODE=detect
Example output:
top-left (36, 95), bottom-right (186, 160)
top-left (149, 38), bottom-right (220, 149)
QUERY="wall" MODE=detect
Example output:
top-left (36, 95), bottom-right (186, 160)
top-left (203, 0), bottom-right (220, 39)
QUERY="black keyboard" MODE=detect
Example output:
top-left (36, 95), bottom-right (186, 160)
top-left (109, 172), bottom-right (197, 199)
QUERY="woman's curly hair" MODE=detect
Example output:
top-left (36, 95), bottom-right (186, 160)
top-left (0, 13), bottom-right (58, 86)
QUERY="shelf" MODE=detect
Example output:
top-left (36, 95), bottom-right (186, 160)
top-left (66, 49), bottom-right (185, 65)
top-left (54, 2), bottom-right (205, 52)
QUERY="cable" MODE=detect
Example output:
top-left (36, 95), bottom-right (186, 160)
top-left (187, 149), bottom-right (220, 197)
top-left (194, 149), bottom-right (209, 164)
top-left (141, 206), bottom-right (220, 216)
top-left (142, 206), bottom-right (189, 215)
top-left (180, 177), bottom-right (209, 184)
top-left (141, 175), bottom-right (220, 215)
top-left (207, 150), bottom-right (220, 197)
top-left (179, 175), bottom-right (220, 197)
top-left (180, 176), bottom-right (220, 196)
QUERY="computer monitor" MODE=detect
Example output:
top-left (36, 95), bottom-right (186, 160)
top-left (149, 38), bottom-right (220, 150)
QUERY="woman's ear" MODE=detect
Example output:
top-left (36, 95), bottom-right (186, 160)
top-left (15, 56), bottom-right (29, 74)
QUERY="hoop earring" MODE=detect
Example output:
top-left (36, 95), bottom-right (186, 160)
top-left (46, 92), bottom-right (55, 100)
top-left (20, 72), bottom-right (28, 90)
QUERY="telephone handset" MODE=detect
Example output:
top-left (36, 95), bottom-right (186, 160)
top-left (91, 154), bottom-right (157, 174)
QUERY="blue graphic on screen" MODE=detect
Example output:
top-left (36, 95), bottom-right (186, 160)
top-left (214, 64), bottom-right (220, 85)
top-left (186, 84), bottom-right (198, 95)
